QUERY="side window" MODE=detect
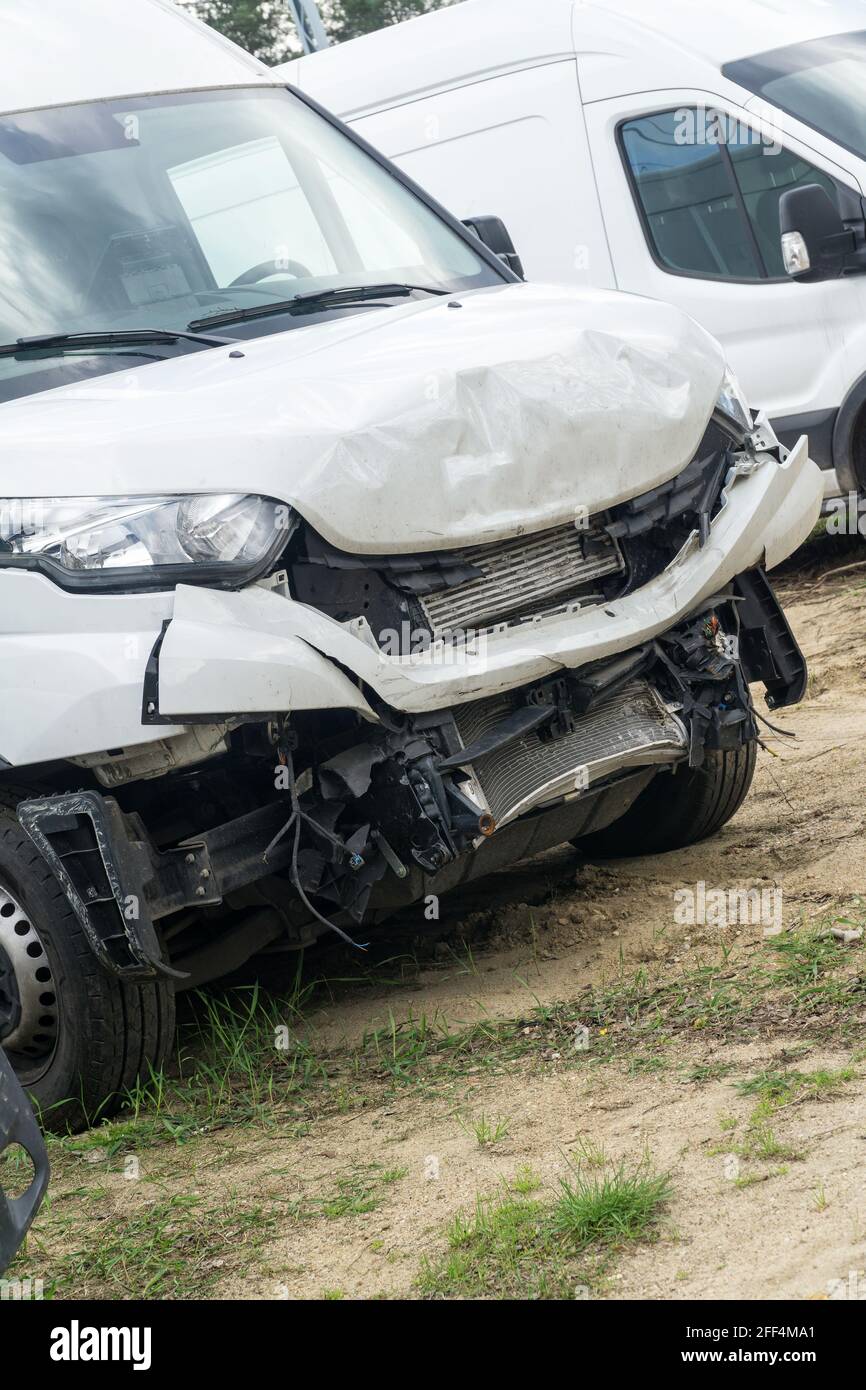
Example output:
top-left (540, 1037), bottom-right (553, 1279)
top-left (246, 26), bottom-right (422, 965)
top-left (727, 138), bottom-right (838, 277)
top-left (620, 111), bottom-right (762, 279)
top-left (621, 109), bottom-right (841, 281)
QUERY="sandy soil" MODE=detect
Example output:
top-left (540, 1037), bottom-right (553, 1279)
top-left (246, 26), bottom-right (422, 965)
top-left (17, 532), bottom-right (866, 1301)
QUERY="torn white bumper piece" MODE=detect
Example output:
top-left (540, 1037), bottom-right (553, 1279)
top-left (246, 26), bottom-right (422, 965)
top-left (157, 436), bottom-right (820, 720)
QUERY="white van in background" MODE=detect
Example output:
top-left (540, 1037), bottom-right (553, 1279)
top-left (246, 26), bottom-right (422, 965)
top-left (280, 0), bottom-right (866, 504)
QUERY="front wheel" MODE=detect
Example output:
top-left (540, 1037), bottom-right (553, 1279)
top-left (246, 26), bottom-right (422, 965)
top-left (573, 743), bottom-right (757, 858)
top-left (0, 800), bottom-right (175, 1133)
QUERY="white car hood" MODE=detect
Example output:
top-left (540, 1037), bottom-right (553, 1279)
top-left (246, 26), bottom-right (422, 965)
top-left (0, 281), bottom-right (725, 554)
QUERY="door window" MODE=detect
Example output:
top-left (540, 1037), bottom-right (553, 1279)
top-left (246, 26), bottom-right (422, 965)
top-left (620, 108), bottom-right (840, 280)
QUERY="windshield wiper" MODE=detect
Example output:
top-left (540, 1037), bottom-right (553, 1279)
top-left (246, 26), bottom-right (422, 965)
top-left (188, 282), bottom-right (447, 332)
top-left (0, 327), bottom-right (239, 358)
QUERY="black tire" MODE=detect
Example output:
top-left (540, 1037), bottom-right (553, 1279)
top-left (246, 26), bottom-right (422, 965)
top-left (0, 793), bottom-right (175, 1133)
top-left (573, 743), bottom-right (757, 858)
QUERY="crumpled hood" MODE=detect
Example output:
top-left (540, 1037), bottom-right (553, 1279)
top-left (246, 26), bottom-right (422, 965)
top-left (0, 281), bottom-right (725, 553)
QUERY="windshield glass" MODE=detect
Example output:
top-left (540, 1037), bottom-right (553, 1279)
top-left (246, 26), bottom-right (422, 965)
top-left (0, 86), bottom-right (500, 399)
top-left (724, 30), bottom-right (866, 160)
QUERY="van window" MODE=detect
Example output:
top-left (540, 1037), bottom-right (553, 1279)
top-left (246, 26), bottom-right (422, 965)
top-left (621, 109), bottom-right (840, 281)
top-left (620, 112), bottom-right (761, 278)
top-left (723, 31), bottom-right (866, 162)
top-left (726, 138), bottom-right (839, 277)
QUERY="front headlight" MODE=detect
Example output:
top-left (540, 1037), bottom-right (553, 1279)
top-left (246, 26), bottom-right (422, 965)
top-left (0, 493), bottom-right (290, 588)
top-left (715, 367), bottom-right (754, 437)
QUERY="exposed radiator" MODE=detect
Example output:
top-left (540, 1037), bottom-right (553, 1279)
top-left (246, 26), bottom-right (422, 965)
top-left (418, 521), bottom-right (624, 639)
top-left (453, 679), bottom-right (687, 827)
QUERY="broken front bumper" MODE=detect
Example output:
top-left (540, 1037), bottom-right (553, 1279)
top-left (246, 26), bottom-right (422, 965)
top-left (0, 435), bottom-right (820, 770)
top-left (153, 437), bottom-right (820, 721)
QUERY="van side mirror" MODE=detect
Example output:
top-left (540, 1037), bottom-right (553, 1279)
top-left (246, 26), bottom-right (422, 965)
top-left (462, 216), bottom-right (525, 279)
top-left (779, 184), bottom-right (857, 282)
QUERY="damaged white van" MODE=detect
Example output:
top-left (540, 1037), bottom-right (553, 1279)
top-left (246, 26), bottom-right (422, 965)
top-left (0, 0), bottom-right (821, 1130)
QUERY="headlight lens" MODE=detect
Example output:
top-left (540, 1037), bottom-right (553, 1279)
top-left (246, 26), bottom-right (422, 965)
top-left (715, 367), bottom-right (753, 436)
top-left (0, 493), bottom-right (289, 582)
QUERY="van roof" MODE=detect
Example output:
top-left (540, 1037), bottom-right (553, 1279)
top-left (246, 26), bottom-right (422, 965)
top-left (280, 0), bottom-right (866, 115)
top-left (1, 0), bottom-right (276, 118)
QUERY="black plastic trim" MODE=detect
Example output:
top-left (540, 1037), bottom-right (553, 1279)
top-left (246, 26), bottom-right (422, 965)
top-left (0, 1046), bottom-right (49, 1275)
top-left (831, 371), bottom-right (866, 492)
top-left (772, 408), bottom-right (837, 472)
top-left (734, 568), bottom-right (807, 710)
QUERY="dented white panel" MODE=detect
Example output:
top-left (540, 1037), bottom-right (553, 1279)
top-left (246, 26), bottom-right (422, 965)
top-left (0, 282), bottom-right (725, 554)
top-left (0, 0), bottom-right (272, 118)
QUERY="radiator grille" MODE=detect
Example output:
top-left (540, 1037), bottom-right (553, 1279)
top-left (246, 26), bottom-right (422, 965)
top-left (454, 679), bottom-right (687, 827)
top-left (418, 521), bottom-right (623, 639)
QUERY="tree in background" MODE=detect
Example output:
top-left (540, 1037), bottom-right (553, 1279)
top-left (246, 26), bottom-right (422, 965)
top-left (178, 1), bottom-right (298, 63)
top-left (327, 0), bottom-right (452, 46)
top-left (180, 0), bottom-right (457, 62)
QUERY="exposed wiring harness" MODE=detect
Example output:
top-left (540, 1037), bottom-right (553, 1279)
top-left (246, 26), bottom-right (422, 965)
top-left (263, 744), bottom-right (369, 952)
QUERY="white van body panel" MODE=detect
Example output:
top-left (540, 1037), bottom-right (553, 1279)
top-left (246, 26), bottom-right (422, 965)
top-left (1, 0), bottom-right (274, 117)
top-left (581, 89), bottom-right (859, 422)
top-left (567, 0), bottom-right (866, 103)
top-left (281, 0), bottom-right (866, 487)
top-left (342, 59), bottom-right (613, 287)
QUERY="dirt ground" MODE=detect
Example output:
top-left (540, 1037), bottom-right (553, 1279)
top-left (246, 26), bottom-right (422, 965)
top-left (10, 529), bottom-right (866, 1302)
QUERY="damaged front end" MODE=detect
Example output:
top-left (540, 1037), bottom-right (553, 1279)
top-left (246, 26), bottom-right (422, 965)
top-left (4, 291), bottom-right (818, 982)
top-left (16, 554), bottom-right (804, 977)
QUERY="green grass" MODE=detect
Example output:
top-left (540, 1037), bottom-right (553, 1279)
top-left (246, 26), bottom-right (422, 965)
top-left (419, 1194), bottom-right (570, 1299)
top-left (551, 1154), bottom-right (672, 1246)
top-left (459, 1112), bottom-right (510, 1147)
top-left (508, 1166), bottom-right (543, 1195)
top-left (32, 1191), bottom-right (276, 1300)
top-left (686, 1062), bottom-right (733, 1084)
top-left (17, 896), bottom-right (864, 1303)
top-left (295, 1165), bottom-right (409, 1222)
top-left (735, 1065), bottom-right (855, 1118)
top-left (418, 1150), bottom-right (670, 1299)
top-left (34, 907), bottom-right (860, 1168)
top-left (740, 1125), bottom-right (805, 1163)
top-left (734, 1166), bottom-right (788, 1190)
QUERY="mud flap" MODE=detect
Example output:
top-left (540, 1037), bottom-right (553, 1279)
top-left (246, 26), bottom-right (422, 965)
top-left (0, 1046), bottom-right (49, 1275)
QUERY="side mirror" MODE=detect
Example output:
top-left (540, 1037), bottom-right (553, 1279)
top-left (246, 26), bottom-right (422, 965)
top-left (779, 184), bottom-right (856, 282)
top-left (461, 215), bottom-right (525, 279)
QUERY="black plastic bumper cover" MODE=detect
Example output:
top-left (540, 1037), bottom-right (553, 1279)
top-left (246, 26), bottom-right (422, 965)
top-left (17, 792), bottom-right (302, 980)
top-left (734, 568), bottom-right (807, 710)
top-left (0, 1046), bottom-right (49, 1275)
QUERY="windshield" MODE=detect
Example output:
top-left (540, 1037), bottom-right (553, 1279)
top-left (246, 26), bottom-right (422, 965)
top-left (0, 86), bottom-right (500, 400)
top-left (724, 30), bottom-right (866, 160)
